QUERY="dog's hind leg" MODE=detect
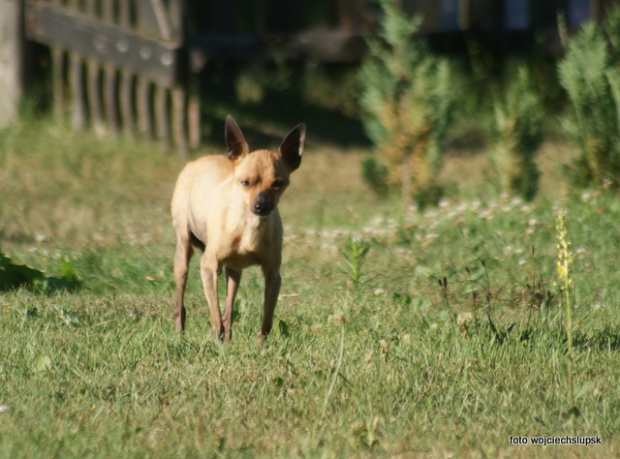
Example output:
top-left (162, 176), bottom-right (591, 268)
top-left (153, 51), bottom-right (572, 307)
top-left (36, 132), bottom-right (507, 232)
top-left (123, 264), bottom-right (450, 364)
top-left (222, 268), bottom-right (241, 342)
top-left (173, 233), bottom-right (193, 332)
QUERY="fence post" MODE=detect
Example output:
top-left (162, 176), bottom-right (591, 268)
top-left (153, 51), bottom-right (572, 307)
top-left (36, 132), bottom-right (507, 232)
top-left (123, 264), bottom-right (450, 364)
top-left (0, 0), bottom-right (24, 128)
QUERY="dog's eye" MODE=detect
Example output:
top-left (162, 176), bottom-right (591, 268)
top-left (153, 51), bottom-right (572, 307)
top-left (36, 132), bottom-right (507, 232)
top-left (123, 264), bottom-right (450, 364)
top-left (240, 180), bottom-right (251, 187)
top-left (272, 180), bottom-right (286, 189)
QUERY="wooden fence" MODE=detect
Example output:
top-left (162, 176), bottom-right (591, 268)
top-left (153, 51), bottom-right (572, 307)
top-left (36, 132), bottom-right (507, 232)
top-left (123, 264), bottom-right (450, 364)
top-left (25, 0), bottom-right (198, 155)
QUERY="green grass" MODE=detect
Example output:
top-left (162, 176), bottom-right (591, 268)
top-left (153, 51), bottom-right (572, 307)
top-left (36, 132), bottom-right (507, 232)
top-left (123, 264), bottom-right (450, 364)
top-left (0, 118), bottom-right (619, 457)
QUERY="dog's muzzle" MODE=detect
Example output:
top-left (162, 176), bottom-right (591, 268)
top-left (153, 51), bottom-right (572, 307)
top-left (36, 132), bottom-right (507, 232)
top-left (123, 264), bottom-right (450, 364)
top-left (253, 193), bottom-right (275, 216)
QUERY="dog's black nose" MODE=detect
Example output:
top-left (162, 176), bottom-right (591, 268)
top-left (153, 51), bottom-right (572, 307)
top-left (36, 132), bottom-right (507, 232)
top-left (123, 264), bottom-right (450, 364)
top-left (253, 194), bottom-right (274, 216)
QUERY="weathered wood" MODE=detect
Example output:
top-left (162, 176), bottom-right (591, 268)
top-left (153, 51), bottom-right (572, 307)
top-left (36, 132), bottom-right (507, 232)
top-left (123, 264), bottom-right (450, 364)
top-left (120, 70), bottom-right (135, 137)
top-left (104, 65), bottom-right (119, 135)
top-left (120, 0), bottom-right (136, 139)
top-left (67, 0), bottom-right (85, 129)
top-left (86, 59), bottom-right (105, 134)
top-left (155, 84), bottom-right (170, 146)
top-left (52, 47), bottom-right (65, 120)
top-left (85, 0), bottom-right (104, 133)
top-left (136, 0), bottom-right (173, 39)
top-left (0, 0), bottom-right (24, 127)
top-left (24, 0), bottom-right (198, 154)
top-left (188, 88), bottom-right (200, 150)
top-left (120, 0), bottom-right (132, 27)
top-left (26, 2), bottom-right (184, 86)
top-left (137, 78), bottom-right (153, 140)
top-left (152, 0), bottom-right (173, 40)
top-left (168, 0), bottom-right (184, 40)
top-left (69, 52), bottom-right (86, 129)
top-left (103, 0), bottom-right (115, 24)
top-left (172, 86), bottom-right (187, 157)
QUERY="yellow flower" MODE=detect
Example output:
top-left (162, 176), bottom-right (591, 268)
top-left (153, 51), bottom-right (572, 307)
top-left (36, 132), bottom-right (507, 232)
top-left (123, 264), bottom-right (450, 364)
top-left (555, 209), bottom-right (574, 288)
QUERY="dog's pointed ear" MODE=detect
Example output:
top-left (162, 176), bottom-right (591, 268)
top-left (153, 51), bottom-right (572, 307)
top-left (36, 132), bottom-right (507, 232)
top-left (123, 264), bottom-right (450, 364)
top-left (225, 115), bottom-right (249, 161)
top-left (279, 124), bottom-right (306, 172)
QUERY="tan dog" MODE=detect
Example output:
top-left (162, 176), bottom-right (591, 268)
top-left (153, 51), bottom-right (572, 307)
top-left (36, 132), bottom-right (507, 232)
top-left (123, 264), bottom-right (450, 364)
top-left (171, 115), bottom-right (306, 342)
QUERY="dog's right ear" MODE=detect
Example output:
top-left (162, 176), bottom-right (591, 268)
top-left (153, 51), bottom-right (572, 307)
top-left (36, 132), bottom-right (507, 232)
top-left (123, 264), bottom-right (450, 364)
top-left (225, 115), bottom-right (249, 161)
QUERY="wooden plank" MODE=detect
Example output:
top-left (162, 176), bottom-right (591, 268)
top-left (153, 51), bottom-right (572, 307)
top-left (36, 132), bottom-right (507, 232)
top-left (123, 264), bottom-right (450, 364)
top-left (119, 0), bottom-right (132, 26)
top-left (68, 0), bottom-right (86, 129)
top-left (85, 0), bottom-right (104, 134)
top-left (120, 70), bottom-right (135, 137)
top-left (172, 87), bottom-right (187, 157)
top-left (69, 52), bottom-right (86, 129)
top-left (136, 0), bottom-right (172, 39)
top-left (168, 0), bottom-right (184, 40)
top-left (52, 47), bottom-right (65, 120)
top-left (103, 0), bottom-right (115, 24)
top-left (104, 66), bottom-right (120, 135)
top-left (155, 85), bottom-right (170, 146)
top-left (86, 59), bottom-right (105, 134)
top-left (0, 0), bottom-right (24, 127)
top-left (26, 2), bottom-right (184, 86)
top-left (102, 0), bottom-right (119, 135)
top-left (188, 87), bottom-right (200, 150)
top-left (137, 78), bottom-right (153, 139)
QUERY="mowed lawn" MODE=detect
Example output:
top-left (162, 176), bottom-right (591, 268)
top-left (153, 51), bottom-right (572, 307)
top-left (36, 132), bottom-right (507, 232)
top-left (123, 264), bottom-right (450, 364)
top-left (0, 119), bottom-right (619, 457)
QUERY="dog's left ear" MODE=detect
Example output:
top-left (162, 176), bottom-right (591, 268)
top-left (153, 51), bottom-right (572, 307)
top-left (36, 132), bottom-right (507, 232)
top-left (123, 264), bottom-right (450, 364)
top-left (225, 115), bottom-right (250, 161)
top-left (279, 124), bottom-right (306, 172)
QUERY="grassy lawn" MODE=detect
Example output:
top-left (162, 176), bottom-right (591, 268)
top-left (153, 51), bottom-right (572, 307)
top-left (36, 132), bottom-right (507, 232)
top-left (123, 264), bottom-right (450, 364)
top-left (0, 118), bottom-right (618, 457)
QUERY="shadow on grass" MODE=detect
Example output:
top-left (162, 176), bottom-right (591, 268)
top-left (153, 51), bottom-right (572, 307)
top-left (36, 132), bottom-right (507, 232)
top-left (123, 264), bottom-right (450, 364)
top-left (0, 250), bottom-right (81, 293)
top-left (573, 327), bottom-right (620, 352)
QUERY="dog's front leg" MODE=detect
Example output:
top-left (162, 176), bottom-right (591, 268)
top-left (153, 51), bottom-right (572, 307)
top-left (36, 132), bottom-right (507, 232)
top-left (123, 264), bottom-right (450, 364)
top-left (222, 268), bottom-right (241, 342)
top-left (259, 268), bottom-right (281, 342)
top-left (200, 254), bottom-right (224, 340)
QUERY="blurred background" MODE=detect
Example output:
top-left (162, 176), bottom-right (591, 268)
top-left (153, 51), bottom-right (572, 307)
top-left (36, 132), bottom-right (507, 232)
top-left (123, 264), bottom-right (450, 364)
top-left (1, 0), bottom-right (619, 205)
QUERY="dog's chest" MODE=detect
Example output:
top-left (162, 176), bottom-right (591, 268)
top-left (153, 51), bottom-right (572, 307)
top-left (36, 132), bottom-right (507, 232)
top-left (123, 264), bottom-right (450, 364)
top-left (218, 221), bottom-right (271, 271)
top-left (230, 228), bottom-right (260, 256)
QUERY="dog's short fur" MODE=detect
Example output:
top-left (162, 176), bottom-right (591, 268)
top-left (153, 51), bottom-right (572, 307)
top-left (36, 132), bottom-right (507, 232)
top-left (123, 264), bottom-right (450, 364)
top-left (171, 115), bottom-right (306, 341)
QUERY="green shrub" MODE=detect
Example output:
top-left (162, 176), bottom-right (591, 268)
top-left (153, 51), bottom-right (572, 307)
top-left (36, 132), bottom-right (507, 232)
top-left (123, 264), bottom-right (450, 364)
top-left (361, 157), bottom-right (389, 198)
top-left (558, 11), bottom-right (620, 189)
top-left (491, 66), bottom-right (543, 201)
top-left (357, 0), bottom-right (454, 208)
